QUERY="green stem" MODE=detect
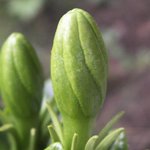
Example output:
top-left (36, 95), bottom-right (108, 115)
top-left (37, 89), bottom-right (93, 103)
top-left (63, 114), bottom-right (94, 150)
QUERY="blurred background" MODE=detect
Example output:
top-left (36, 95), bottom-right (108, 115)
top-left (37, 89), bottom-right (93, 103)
top-left (0, 0), bottom-right (150, 149)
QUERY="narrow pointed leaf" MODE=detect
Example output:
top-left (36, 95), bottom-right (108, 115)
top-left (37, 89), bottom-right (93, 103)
top-left (39, 98), bottom-right (56, 142)
top-left (0, 124), bottom-right (13, 132)
top-left (71, 133), bottom-right (78, 150)
top-left (95, 128), bottom-right (124, 150)
top-left (8, 133), bottom-right (18, 150)
top-left (94, 111), bottom-right (124, 148)
top-left (85, 135), bottom-right (98, 150)
top-left (47, 103), bottom-right (63, 143)
top-left (45, 142), bottom-right (63, 150)
top-left (110, 130), bottom-right (128, 150)
top-left (48, 125), bottom-right (60, 143)
top-left (28, 128), bottom-right (36, 150)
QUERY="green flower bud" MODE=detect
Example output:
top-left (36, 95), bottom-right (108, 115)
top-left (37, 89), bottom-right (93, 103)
top-left (51, 8), bottom-right (108, 150)
top-left (51, 8), bottom-right (107, 119)
top-left (0, 33), bottom-right (44, 118)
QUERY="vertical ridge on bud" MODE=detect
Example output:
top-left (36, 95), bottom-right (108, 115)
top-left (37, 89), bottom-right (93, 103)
top-left (62, 13), bottom-right (102, 117)
top-left (75, 9), bottom-right (108, 64)
top-left (76, 11), bottom-right (107, 104)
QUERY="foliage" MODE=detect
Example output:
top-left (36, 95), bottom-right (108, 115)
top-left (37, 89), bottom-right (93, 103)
top-left (0, 33), bottom-right (51, 150)
top-left (47, 8), bottom-right (128, 150)
top-left (0, 8), bottom-right (128, 150)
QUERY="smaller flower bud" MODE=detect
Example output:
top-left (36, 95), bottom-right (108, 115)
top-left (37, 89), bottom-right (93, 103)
top-left (0, 33), bottom-right (44, 118)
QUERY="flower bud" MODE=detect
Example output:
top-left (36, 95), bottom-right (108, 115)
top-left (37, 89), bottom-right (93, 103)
top-left (51, 8), bottom-right (108, 118)
top-left (51, 9), bottom-right (108, 150)
top-left (0, 33), bottom-right (44, 118)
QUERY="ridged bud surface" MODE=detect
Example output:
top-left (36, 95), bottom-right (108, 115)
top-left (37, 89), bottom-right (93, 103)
top-left (51, 8), bottom-right (108, 118)
top-left (0, 33), bottom-right (44, 118)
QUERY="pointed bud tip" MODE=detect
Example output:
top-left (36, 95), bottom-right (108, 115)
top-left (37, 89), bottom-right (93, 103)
top-left (67, 8), bottom-right (86, 14)
top-left (5, 32), bottom-right (26, 47)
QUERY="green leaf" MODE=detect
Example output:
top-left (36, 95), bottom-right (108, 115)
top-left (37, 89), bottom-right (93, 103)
top-left (45, 142), bottom-right (63, 150)
top-left (85, 135), bottom-right (98, 150)
top-left (94, 111), bottom-right (124, 148)
top-left (39, 98), bottom-right (54, 144)
top-left (48, 125), bottom-right (60, 143)
top-left (71, 133), bottom-right (78, 150)
top-left (0, 124), bottom-right (13, 132)
top-left (0, 132), bottom-right (9, 150)
top-left (47, 102), bottom-right (63, 143)
top-left (28, 128), bottom-right (36, 150)
top-left (8, 133), bottom-right (18, 150)
top-left (95, 128), bottom-right (124, 150)
top-left (110, 130), bottom-right (128, 150)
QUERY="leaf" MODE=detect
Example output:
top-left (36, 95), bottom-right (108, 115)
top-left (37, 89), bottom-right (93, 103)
top-left (71, 133), bottom-right (78, 150)
top-left (85, 135), bottom-right (98, 150)
top-left (94, 111), bottom-right (124, 148)
top-left (28, 128), bottom-right (36, 150)
top-left (0, 109), bottom-right (9, 122)
top-left (46, 102), bottom-right (63, 143)
top-left (110, 130), bottom-right (128, 150)
top-left (39, 98), bottom-right (53, 143)
top-left (8, 133), bottom-right (18, 150)
top-left (0, 133), bottom-right (9, 150)
top-left (45, 142), bottom-right (63, 150)
top-left (48, 125), bottom-right (60, 143)
top-left (95, 128), bottom-right (124, 150)
top-left (0, 124), bottom-right (13, 132)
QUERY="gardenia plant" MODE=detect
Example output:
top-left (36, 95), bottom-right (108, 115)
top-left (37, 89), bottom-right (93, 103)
top-left (0, 8), bottom-right (128, 150)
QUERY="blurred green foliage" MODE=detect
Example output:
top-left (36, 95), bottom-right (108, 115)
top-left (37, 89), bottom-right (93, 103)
top-left (0, 0), bottom-right (149, 74)
top-left (7, 0), bottom-right (46, 21)
top-left (0, 0), bottom-right (113, 22)
top-left (0, 0), bottom-right (80, 22)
